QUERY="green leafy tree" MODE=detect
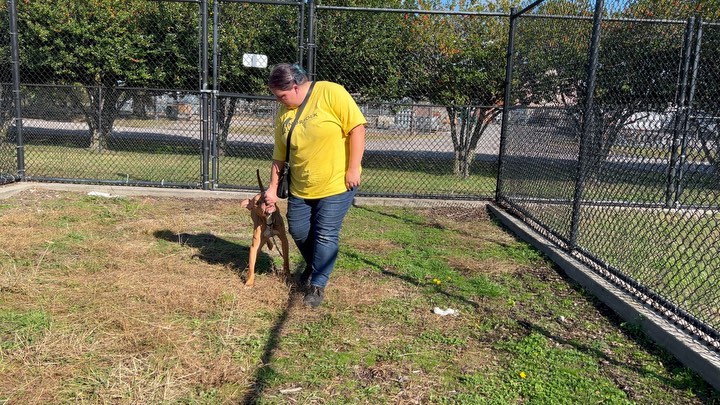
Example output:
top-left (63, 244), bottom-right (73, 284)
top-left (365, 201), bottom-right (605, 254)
top-left (513, 0), bottom-right (687, 177)
top-left (315, 0), bottom-right (412, 100)
top-left (404, 1), bottom-right (510, 178)
top-left (18, 0), bottom-right (198, 151)
top-left (317, 0), bottom-right (512, 178)
top-left (214, 2), bottom-right (300, 155)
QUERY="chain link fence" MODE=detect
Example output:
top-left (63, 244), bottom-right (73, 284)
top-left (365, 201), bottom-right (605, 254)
top-left (314, 6), bottom-right (505, 198)
top-left (497, 0), bottom-right (720, 349)
top-left (12, 0), bottom-right (204, 186)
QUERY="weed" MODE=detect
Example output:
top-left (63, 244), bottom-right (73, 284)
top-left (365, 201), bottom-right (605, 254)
top-left (0, 309), bottom-right (50, 350)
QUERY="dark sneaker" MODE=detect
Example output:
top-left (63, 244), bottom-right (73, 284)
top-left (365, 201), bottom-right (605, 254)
top-left (296, 266), bottom-right (313, 291)
top-left (303, 285), bottom-right (325, 308)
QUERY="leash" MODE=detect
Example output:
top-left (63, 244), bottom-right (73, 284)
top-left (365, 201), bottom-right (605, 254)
top-left (264, 211), bottom-right (285, 258)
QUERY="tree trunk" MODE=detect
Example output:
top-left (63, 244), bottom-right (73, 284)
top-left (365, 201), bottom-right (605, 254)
top-left (447, 105), bottom-right (498, 179)
top-left (87, 86), bottom-right (124, 153)
top-left (216, 97), bottom-right (237, 157)
top-left (0, 83), bottom-right (14, 133)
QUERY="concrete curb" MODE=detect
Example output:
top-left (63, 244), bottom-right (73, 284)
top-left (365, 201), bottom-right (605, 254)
top-left (0, 181), bottom-right (257, 200)
top-left (487, 203), bottom-right (720, 392)
top-left (0, 181), bottom-right (489, 208)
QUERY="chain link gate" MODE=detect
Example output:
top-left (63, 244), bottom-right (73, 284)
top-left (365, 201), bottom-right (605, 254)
top-left (497, 0), bottom-right (720, 349)
top-left (211, 0), bottom-right (304, 190)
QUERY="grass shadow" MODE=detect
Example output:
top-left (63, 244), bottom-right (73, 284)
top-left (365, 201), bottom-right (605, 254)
top-left (515, 319), bottom-right (716, 397)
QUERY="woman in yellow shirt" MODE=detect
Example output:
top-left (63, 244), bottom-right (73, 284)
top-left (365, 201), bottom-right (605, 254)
top-left (263, 63), bottom-right (366, 308)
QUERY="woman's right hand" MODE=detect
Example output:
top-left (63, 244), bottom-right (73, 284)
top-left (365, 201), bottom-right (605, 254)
top-left (263, 188), bottom-right (278, 214)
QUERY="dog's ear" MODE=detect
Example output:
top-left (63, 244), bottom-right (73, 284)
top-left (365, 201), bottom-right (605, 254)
top-left (240, 198), bottom-right (254, 210)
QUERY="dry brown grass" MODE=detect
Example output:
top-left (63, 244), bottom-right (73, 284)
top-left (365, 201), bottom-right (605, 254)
top-left (1, 187), bottom-right (717, 404)
top-left (1, 189), bottom-right (288, 402)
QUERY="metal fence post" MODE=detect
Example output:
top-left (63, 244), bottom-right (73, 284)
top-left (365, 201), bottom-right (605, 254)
top-left (569, 0), bottom-right (604, 249)
top-left (665, 17), bottom-right (695, 208)
top-left (200, 0), bottom-right (210, 190)
top-left (8, 0), bottom-right (23, 180)
top-left (211, 0), bottom-right (220, 188)
top-left (306, 0), bottom-right (316, 79)
top-left (297, 1), bottom-right (306, 67)
top-left (495, 6), bottom-right (518, 203)
top-left (674, 18), bottom-right (703, 207)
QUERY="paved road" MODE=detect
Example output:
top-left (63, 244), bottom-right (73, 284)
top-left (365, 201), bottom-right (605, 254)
top-left (14, 118), bottom-right (716, 174)
top-left (19, 117), bottom-right (503, 156)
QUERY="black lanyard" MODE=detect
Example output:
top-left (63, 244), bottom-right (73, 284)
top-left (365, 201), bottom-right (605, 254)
top-left (284, 81), bottom-right (316, 165)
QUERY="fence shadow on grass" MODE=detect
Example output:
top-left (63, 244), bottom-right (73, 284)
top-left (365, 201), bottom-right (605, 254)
top-left (515, 319), bottom-right (712, 394)
top-left (341, 249), bottom-right (480, 310)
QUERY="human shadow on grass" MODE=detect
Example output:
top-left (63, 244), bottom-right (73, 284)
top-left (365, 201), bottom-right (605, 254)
top-left (241, 278), bottom-right (304, 405)
top-left (155, 229), bottom-right (309, 403)
top-left (153, 230), bottom-right (274, 281)
top-left (353, 205), bottom-right (513, 243)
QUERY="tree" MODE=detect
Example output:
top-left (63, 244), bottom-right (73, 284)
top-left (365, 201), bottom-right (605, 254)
top-left (213, 2), bottom-right (301, 155)
top-left (315, 0), bottom-right (511, 178)
top-left (404, 1), bottom-right (510, 178)
top-left (314, 0), bottom-right (413, 100)
top-left (513, 0), bottom-right (688, 177)
top-left (17, 0), bottom-right (198, 152)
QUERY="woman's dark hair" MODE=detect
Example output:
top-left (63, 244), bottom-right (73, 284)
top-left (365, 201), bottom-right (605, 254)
top-left (268, 63), bottom-right (308, 91)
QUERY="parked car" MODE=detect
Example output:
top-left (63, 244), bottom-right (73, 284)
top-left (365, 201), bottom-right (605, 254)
top-left (623, 111), bottom-right (674, 131)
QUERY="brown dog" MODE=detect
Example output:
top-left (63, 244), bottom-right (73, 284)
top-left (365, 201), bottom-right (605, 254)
top-left (239, 170), bottom-right (291, 287)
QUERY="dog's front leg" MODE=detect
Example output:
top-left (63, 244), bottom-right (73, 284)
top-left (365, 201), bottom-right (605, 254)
top-left (246, 223), bottom-right (264, 287)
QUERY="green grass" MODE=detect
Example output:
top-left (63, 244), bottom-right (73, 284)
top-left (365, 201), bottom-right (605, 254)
top-left (0, 309), bottom-right (51, 350)
top-left (574, 206), bottom-right (720, 328)
top-left (21, 143), bottom-right (498, 197)
top-left (20, 135), bottom-right (719, 204)
top-left (0, 186), bottom-right (718, 403)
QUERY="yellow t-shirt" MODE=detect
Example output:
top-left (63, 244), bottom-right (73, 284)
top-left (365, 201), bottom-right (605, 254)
top-left (273, 81), bottom-right (367, 199)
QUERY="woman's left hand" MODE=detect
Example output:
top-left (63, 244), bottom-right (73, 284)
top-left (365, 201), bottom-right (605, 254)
top-left (345, 168), bottom-right (361, 190)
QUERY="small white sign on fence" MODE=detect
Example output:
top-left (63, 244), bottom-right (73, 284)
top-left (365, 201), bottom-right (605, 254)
top-left (242, 53), bottom-right (268, 68)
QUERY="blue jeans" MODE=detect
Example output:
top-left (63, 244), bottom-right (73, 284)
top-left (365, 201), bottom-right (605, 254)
top-left (286, 188), bottom-right (356, 289)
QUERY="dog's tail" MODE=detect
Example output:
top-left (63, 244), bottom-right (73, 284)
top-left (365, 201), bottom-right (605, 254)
top-left (256, 169), bottom-right (264, 192)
